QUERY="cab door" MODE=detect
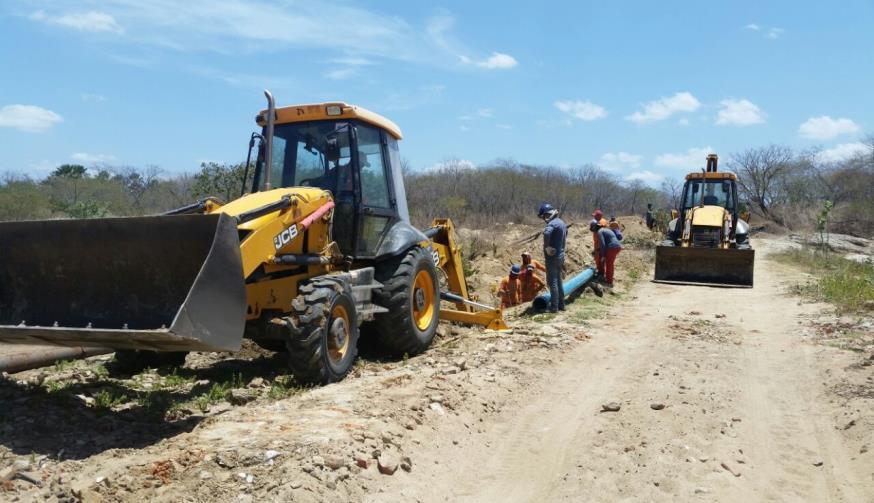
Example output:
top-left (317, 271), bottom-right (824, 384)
top-left (353, 123), bottom-right (398, 258)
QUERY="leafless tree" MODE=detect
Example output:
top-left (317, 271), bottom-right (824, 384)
top-left (728, 145), bottom-right (795, 221)
top-left (660, 177), bottom-right (683, 209)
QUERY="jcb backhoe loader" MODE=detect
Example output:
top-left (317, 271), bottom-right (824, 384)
top-left (0, 92), bottom-right (504, 383)
top-left (653, 154), bottom-right (755, 287)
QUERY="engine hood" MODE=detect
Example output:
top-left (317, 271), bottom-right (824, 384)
top-left (690, 205), bottom-right (728, 227)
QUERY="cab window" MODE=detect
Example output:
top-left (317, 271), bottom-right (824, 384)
top-left (355, 125), bottom-right (391, 209)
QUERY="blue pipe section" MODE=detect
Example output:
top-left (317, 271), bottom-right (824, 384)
top-left (532, 266), bottom-right (596, 310)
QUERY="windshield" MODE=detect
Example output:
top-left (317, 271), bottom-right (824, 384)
top-left (683, 179), bottom-right (735, 210)
top-left (263, 121), bottom-right (353, 193)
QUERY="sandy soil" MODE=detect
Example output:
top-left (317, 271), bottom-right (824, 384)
top-left (1, 230), bottom-right (872, 502)
top-left (374, 237), bottom-right (874, 502)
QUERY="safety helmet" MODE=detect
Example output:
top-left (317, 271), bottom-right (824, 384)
top-left (510, 264), bottom-right (521, 276)
top-left (537, 203), bottom-right (555, 218)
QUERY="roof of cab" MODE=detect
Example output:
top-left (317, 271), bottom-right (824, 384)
top-left (686, 171), bottom-right (737, 181)
top-left (256, 102), bottom-right (402, 140)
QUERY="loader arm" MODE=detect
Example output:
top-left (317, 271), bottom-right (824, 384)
top-left (426, 218), bottom-right (508, 330)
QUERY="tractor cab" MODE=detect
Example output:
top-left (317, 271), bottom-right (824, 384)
top-left (248, 100), bottom-right (419, 261)
top-left (669, 154), bottom-right (744, 243)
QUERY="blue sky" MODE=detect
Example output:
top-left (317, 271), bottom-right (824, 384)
top-left (1, 1), bottom-right (872, 185)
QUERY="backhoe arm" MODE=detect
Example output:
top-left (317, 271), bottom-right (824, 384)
top-left (426, 218), bottom-right (508, 330)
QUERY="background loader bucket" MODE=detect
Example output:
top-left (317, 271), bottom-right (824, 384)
top-left (0, 214), bottom-right (245, 352)
top-left (654, 246), bottom-right (755, 288)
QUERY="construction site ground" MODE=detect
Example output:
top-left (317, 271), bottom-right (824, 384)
top-left (1, 221), bottom-right (873, 502)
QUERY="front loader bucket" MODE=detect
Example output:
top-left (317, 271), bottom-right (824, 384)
top-left (0, 214), bottom-right (245, 352)
top-left (654, 246), bottom-right (755, 288)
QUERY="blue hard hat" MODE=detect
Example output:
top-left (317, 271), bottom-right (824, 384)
top-left (538, 203), bottom-right (555, 217)
top-left (510, 264), bottom-right (521, 275)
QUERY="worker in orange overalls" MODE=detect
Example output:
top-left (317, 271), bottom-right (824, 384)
top-left (497, 264), bottom-right (523, 308)
top-left (521, 252), bottom-right (546, 273)
top-left (519, 264), bottom-right (546, 302)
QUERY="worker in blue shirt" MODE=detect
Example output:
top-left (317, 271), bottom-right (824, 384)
top-left (539, 203), bottom-right (568, 312)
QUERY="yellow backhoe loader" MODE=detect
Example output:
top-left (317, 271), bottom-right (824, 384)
top-left (0, 91), bottom-right (504, 383)
top-left (653, 154), bottom-right (755, 287)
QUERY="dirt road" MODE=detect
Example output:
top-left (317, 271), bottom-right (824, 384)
top-left (375, 239), bottom-right (874, 502)
top-left (2, 235), bottom-right (872, 502)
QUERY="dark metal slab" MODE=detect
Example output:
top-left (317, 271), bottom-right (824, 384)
top-left (0, 214), bottom-right (246, 351)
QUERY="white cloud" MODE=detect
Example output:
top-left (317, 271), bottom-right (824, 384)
top-left (625, 170), bottom-right (664, 185)
top-left (71, 152), bottom-right (117, 164)
top-left (30, 10), bottom-right (123, 34)
top-left (626, 92), bottom-right (700, 124)
top-left (496, 124), bottom-right (512, 130)
top-left (459, 108), bottom-right (494, 122)
top-left (460, 52), bottom-right (518, 69)
top-left (382, 84), bottom-right (445, 111)
top-left (766, 27), bottom-right (784, 40)
top-left (716, 98), bottom-right (766, 126)
top-left (329, 57), bottom-right (374, 67)
top-left (655, 146), bottom-right (715, 169)
top-left (554, 100), bottom-right (608, 121)
top-left (815, 143), bottom-right (870, 164)
top-left (324, 67), bottom-right (357, 80)
top-left (600, 152), bottom-right (643, 171)
top-left (324, 57), bottom-right (374, 80)
top-left (745, 23), bottom-right (785, 40)
top-left (0, 104), bottom-right (63, 133)
top-left (28, 2), bottom-right (420, 60)
top-left (81, 93), bottom-right (107, 102)
top-left (799, 116), bottom-right (860, 140)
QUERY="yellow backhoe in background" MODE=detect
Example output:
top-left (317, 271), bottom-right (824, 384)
top-left (0, 91), bottom-right (504, 383)
top-left (654, 154), bottom-right (755, 287)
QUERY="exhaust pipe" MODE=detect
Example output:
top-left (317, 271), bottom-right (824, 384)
top-left (263, 89), bottom-right (275, 191)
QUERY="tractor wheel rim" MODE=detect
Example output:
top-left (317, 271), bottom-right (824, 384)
top-left (327, 304), bottom-right (350, 365)
top-left (412, 270), bottom-right (435, 331)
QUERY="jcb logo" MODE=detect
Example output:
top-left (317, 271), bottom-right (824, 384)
top-left (431, 250), bottom-right (440, 267)
top-left (273, 224), bottom-right (299, 250)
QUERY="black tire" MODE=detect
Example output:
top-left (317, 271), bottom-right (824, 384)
top-left (283, 278), bottom-right (359, 384)
top-left (372, 246), bottom-right (439, 357)
top-left (113, 350), bottom-right (188, 374)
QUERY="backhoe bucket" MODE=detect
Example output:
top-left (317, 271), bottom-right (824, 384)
top-left (0, 214), bottom-right (246, 352)
top-left (654, 246), bottom-right (755, 288)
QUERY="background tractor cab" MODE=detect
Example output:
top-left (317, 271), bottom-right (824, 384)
top-left (666, 154), bottom-right (751, 249)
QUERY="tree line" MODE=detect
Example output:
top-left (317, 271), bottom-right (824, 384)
top-left (725, 138), bottom-right (874, 235)
top-left (1, 138), bottom-right (872, 237)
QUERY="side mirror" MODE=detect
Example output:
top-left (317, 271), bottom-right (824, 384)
top-left (671, 209), bottom-right (679, 220)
